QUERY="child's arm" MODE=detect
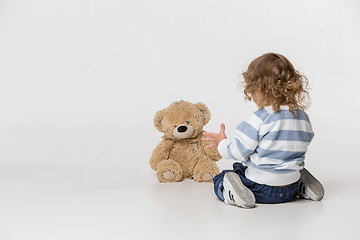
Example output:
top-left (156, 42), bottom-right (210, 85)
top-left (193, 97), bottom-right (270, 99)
top-left (220, 120), bottom-right (259, 161)
top-left (202, 123), bottom-right (227, 151)
top-left (202, 120), bottom-right (259, 161)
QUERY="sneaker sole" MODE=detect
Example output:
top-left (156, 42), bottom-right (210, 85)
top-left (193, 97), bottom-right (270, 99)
top-left (224, 172), bottom-right (255, 208)
top-left (300, 168), bottom-right (325, 201)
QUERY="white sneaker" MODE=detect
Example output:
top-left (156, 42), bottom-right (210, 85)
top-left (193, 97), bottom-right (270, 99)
top-left (223, 172), bottom-right (255, 208)
top-left (297, 168), bottom-right (324, 201)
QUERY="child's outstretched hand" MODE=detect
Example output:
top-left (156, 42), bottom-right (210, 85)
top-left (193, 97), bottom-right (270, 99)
top-left (202, 123), bottom-right (227, 149)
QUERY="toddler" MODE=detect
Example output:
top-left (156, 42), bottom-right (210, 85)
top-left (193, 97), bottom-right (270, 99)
top-left (202, 53), bottom-right (324, 208)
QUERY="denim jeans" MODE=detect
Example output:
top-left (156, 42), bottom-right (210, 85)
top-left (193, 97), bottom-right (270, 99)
top-left (213, 162), bottom-right (300, 204)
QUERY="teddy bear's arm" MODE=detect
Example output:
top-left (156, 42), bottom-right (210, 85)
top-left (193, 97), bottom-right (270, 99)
top-left (149, 139), bottom-right (175, 170)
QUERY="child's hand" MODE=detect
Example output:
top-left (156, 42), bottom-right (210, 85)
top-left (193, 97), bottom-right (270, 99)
top-left (202, 123), bottom-right (227, 149)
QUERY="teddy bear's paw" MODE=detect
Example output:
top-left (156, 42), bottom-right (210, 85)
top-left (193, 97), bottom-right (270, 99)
top-left (193, 161), bottom-right (220, 182)
top-left (201, 173), bottom-right (213, 182)
top-left (156, 160), bottom-right (183, 183)
top-left (162, 170), bottom-right (176, 181)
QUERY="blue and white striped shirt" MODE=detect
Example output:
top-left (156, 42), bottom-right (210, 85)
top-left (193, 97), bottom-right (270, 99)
top-left (218, 106), bottom-right (314, 186)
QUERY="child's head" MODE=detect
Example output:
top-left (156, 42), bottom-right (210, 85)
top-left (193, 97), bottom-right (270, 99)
top-left (242, 53), bottom-right (310, 112)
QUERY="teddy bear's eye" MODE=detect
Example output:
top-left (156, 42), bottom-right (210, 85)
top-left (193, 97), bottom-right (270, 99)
top-left (186, 121), bottom-right (190, 124)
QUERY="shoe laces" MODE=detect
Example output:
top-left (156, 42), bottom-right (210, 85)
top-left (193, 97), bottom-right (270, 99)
top-left (297, 181), bottom-right (310, 199)
top-left (299, 182), bottom-right (306, 195)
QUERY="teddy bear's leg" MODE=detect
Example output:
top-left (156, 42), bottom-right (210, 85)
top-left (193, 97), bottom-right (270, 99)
top-left (156, 160), bottom-right (183, 182)
top-left (193, 161), bottom-right (220, 182)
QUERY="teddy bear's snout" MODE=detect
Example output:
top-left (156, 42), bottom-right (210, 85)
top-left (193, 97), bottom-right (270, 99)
top-left (173, 125), bottom-right (195, 139)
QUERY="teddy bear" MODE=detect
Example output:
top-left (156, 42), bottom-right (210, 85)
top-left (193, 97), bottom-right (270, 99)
top-left (149, 100), bottom-right (220, 182)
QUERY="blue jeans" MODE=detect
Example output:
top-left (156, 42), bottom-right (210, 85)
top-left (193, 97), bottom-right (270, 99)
top-left (213, 162), bottom-right (300, 204)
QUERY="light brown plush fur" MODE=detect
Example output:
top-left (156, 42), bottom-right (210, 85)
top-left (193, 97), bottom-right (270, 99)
top-left (149, 100), bottom-right (220, 182)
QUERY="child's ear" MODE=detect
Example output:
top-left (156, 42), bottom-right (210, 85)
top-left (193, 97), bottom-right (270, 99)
top-left (154, 109), bottom-right (165, 132)
top-left (196, 102), bottom-right (211, 125)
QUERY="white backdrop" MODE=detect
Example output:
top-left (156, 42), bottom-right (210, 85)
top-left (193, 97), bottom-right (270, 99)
top-left (1, 0), bottom-right (359, 169)
top-left (0, 0), bottom-right (359, 128)
top-left (0, 0), bottom-right (360, 239)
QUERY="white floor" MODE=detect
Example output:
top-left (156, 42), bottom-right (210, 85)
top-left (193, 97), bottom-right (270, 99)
top-left (0, 128), bottom-right (359, 240)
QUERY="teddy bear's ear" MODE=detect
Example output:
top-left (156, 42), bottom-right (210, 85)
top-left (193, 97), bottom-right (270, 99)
top-left (196, 102), bottom-right (211, 125)
top-left (154, 109), bottom-right (165, 132)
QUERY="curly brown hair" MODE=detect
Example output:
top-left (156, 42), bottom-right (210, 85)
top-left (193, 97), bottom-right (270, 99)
top-left (242, 53), bottom-right (310, 112)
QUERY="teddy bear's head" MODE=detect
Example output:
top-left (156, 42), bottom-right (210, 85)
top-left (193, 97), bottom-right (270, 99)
top-left (154, 100), bottom-right (211, 140)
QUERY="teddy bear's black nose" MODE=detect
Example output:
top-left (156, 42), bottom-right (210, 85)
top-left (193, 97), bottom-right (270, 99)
top-left (177, 126), bottom-right (188, 133)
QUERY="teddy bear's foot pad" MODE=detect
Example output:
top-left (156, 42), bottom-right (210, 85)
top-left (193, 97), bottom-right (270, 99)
top-left (163, 170), bottom-right (176, 181)
top-left (201, 173), bottom-right (213, 182)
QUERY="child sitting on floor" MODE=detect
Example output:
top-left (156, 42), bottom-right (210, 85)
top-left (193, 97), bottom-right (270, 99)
top-left (202, 53), bottom-right (324, 208)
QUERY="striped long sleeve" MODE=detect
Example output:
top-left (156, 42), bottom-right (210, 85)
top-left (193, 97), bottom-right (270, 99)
top-left (218, 111), bottom-right (263, 161)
